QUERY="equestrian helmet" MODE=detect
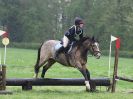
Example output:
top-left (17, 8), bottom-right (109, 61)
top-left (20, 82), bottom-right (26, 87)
top-left (74, 17), bottom-right (84, 25)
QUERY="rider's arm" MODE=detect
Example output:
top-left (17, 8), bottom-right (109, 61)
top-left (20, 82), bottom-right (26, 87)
top-left (79, 29), bottom-right (83, 39)
top-left (65, 26), bottom-right (75, 38)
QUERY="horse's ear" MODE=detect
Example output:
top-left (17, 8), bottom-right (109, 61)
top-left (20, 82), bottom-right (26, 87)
top-left (92, 36), bottom-right (95, 41)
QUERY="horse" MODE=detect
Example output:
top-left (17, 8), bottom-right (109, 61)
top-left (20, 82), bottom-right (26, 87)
top-left (34, 36), bottom-right (101, 91)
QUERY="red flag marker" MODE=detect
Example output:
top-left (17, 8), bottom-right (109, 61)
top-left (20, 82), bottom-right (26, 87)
top-left (116, 38), bottom-right (120, 49)
top-left (2, 31), bottom-right (8, 38)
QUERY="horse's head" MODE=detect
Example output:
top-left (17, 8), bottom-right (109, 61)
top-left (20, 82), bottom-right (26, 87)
top-left (80, 36), bottom-right (101, 59)
top-left (89, 36), bottom-right (101, 59)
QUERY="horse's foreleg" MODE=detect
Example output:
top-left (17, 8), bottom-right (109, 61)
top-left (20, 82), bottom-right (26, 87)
top-left (82, 68), bottom-right (91, 92)
top-left (41, 59), bottom-right (55, 78)
top-left (76, 63), bottom-right (90, 92)
top-left (85, 69), bottom-right (92, 91)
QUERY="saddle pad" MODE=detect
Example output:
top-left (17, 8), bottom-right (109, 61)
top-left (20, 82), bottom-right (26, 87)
top-left (54, 42), bottom-right (62, 51)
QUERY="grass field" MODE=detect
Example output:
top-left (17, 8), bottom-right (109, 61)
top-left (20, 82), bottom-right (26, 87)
top-left (0, 48), bottom-right (133, 99)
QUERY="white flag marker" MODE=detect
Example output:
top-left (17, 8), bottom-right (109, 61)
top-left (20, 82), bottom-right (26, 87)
top-left (111, 35), bottom-right (118, 42)
top-left (0, 30), bottom-right (6, 36)
top-left (108, 35), bottom-right (118, 77)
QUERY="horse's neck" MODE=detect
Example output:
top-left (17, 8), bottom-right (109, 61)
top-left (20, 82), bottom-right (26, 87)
top-left (58, 45), bottom-right (88, 66)
top-left (79, 46), bottom-right (88, 60)
top-left (71, 45), bottom-right (88, 61)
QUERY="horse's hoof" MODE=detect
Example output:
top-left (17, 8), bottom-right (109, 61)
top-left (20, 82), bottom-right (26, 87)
top-left (86, 88), bottom-right (90, 92)
top-left (33, 74), bottom-right (38, 78)
top-left (41, 75), bottom-right (44, 78)
top-left (90, 88), bottom-right (96, 92)
top-left (86, 86), bottom-right (90, 92)
top-left (86, 87), bottom-right (96, 92)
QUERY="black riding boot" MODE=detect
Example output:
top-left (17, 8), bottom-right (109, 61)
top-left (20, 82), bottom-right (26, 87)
top-left (55, 46), bottom-right (64, 58)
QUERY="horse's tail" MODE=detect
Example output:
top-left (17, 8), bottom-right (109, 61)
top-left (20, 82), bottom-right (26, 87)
top-left (34, 43), bottom-right (43, 74)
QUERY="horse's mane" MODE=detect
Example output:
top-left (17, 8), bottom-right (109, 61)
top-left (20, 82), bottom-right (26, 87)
top-left (75, 36), bottom-right (91, 46)
top-left (79, 36), bottom-right (91, 42)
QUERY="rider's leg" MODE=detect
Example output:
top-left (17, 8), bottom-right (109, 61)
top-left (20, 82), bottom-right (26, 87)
top-left (55, 36), bottom-right (69, 58)
top-left (63, 36), bottom-right (69, 48)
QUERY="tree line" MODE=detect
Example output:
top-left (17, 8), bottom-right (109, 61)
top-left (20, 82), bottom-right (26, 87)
top-left (0, 0), bottom-right (133, 51)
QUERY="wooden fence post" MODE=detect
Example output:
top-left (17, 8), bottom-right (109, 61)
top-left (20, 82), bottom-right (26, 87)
top-left (0, 65), bottom-right (12, 94)
top-left (2, 65), bottom-right (6, 90)
top-left (111, 48), bottom-right (119, 93)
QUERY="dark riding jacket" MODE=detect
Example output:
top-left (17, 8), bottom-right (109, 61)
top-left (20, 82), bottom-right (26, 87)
top-left (65, 25), bottom-right (83, 42)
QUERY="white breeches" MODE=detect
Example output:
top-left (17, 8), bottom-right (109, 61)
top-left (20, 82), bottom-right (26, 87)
top-left (62, 36), bottom-right (69, 48)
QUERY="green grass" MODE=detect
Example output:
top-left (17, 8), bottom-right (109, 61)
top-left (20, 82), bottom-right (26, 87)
top-left (0, 48), bottom-right (133, 99)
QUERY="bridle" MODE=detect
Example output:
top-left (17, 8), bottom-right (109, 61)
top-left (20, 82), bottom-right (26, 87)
top-left (90, 42), bottom-right (101, 56)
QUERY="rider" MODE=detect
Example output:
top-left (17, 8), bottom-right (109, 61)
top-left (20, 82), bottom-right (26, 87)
top-left (55, 17), bottom-right (84, 57)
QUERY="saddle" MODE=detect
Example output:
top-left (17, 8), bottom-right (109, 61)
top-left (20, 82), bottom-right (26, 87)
top-left (55, 41), bottom-right (75, 54)
top-left (67, 42), bottom-right (75, 53)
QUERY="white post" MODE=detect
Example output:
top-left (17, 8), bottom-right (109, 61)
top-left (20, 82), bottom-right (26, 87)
top-left (108, 40), bottom-right (112, 77)
top-left (4, 45), bottom-right (7, 65)
top-left (0, 51), bottom-right (2, 70)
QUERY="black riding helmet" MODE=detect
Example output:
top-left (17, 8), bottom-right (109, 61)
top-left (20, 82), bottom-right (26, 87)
top-left (74, 17), bottom-right (84, 25)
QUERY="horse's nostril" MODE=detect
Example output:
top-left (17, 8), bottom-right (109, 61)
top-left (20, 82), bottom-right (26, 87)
top-left (94, 53), bottom-right (101, 59)
top-left (98, 53), bottom-right (101, 56)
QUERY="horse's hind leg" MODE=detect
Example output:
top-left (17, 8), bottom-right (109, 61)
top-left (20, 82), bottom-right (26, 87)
top-left (34, 56), bottom-right (49, 78)
top-left (34, 61), bottom-right (46, 78)
top-left (41, 59), bottom-right (55, 78)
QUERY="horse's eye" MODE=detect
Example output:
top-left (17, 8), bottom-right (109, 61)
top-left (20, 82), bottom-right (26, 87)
top-left (94, 42), bottom-right (99, 47)
top-left (92, 44), bottom-right (95, 47)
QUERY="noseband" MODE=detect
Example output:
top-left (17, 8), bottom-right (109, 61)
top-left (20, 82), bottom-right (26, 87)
top-left (90, 43), bottom-right (101, 56)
